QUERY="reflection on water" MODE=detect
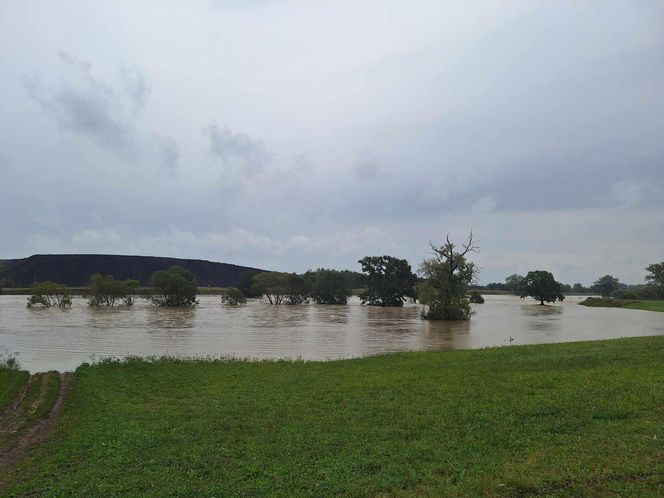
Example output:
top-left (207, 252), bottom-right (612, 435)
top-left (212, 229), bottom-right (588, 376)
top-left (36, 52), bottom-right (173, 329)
top-left (0, 295), bottom-right (662, 373)
top-left (423, 319), bottom-right (473, 349)
top-left (521, 304), bottom-right (563, 334)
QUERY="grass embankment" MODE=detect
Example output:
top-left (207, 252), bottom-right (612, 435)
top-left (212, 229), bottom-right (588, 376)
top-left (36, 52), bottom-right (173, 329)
top-left (579, 297), bottom-right (664, 312)
top-left (2, 337), bottom-right (664, 496)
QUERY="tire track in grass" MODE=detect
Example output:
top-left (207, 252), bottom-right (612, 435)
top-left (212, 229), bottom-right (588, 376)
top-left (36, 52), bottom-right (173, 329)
top-left (0, 376), bottom-right (33, 434)
top-left (0, 372), bottom-right (71, 468)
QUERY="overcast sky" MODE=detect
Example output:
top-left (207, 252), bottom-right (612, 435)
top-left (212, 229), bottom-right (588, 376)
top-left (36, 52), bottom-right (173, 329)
top-left (1, 0), bottom-right (662, 285)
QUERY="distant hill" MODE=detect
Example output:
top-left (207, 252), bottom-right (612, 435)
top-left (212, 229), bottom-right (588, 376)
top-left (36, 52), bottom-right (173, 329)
top-left (0, 254), bottom-right (266, 288)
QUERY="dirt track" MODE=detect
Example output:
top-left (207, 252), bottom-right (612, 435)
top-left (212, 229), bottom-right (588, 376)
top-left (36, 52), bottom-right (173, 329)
top-left (0, 372), bottom-right (71, 469)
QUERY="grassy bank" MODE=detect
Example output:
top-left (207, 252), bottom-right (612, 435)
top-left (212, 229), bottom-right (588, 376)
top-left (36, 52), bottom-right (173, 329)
top-left (623, 300), bottom-right (664, 312)
top-left (0, 368), bottom-right (29, 412)
top-left (579, 297), bottom-right (664, 312)
top-left (2, 337), bottom-right (663, 496)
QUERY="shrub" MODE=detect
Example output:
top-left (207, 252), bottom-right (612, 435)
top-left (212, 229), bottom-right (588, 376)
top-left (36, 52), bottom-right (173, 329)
top-left (0, 350), bottom-right (20, 370)
top-left (469, 291), bottom-right (484, 304)
top-left (148, 266), bottom-right (198, 307)
top-left (85, 274), bottom-right (141, 307)
top-left (253, 272), bottom-right (309, 305)
top-left (611, 289), bottom-right (638, 300)
top-left (579, 297), bottom-right (638, 308)
top-left (26, 281), bottom-right (73, 309)
top-left (220, 288), bottom-right (247, 305)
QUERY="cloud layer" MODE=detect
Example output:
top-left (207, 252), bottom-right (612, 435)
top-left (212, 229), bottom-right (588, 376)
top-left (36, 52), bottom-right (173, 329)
top-left (0, 0), bottom-right (663, 285)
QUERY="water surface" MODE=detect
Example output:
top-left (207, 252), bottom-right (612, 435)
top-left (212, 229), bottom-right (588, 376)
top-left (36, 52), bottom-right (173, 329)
top-left (0, 295), bottom-right (661, 372)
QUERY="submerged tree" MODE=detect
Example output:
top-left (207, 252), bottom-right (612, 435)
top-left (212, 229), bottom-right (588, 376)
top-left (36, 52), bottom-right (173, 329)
top-left (505, 274), bottom-right (525, 295)
top-left (148, 266), bottom-right (198, 307)
top-left (469, 290), bottom-right (484, 304)
top-left (220, 287), bottom-right (247, 305)
top-left (253, 272), bottom-right (309, 305)
top-left (85, 273), bottom-right (140, 307)
top-left (236, 270), bottom-right (264, 298)
top-left (358, 255), bottom-right (417, 306)
top-left (520, 271), bottom-right (564, 305)
top-left (308, 269), bottom-right (352, 305)
top-left (26, 281), bottom-right (73, 309)
top-left (418, 232), bottom-right (479, 320)
top-left (122, 279), bottom-right (141, 306)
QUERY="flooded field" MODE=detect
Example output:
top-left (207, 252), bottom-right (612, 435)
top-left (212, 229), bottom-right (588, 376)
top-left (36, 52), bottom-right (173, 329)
top-left (1, 294), bottom-right (662, 372)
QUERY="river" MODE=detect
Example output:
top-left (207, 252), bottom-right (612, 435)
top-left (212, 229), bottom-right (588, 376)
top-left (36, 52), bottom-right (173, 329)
top-left (1, 295), bottom-right (662, 372)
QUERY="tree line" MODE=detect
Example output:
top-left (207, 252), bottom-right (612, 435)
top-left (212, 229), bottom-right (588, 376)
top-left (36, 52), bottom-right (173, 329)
top-left (25, 266), bottom-right (198, 309)
top-left (18, 237), bottom-right (664, 321)
top-left (482, 264), bottom-right (664, 301)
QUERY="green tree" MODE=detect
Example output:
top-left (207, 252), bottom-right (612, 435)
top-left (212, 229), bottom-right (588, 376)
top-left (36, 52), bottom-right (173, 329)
top-left (26, 281), bottom-right (73, 309)
top-left (236, 270), bottom-right (264, 298)
top-left (592, 275), bottom-right (620, 298)
top-left (148, 266), bottom-right (198, 307)
top-left (85, 274), bottom-right (140, 307)
top-left (418, 233), bottom-right (479, 320)
top-left (572, 283), bottom-right (587, 293)
top-left (308, 269), bottom-right (351, 305)
top-left (505, 274), bottom-right (524, 295)
top-left (358, 255), bottom-right (417, 306)
top-left (520, 271), bottom-right (564, 305)
top-left (645, 262), bottom-right (664, 296)
top-left (220, 287), bottom-right (247, 305)
top-left (123, 279), bottom-right (141, 306)
top-left (253, 272), bottom-right (309, 305)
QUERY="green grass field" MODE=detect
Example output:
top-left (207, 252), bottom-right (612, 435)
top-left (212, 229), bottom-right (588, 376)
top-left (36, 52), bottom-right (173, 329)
top-left (1, 337), bottom-right (663, 497)
top-left (623, 300), bottom-right (664, 312)
top-left (579, 297), bottom-right (664, 312)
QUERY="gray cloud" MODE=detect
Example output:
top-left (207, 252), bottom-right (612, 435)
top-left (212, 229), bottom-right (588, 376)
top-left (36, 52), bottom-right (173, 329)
top-left (122, 67), bottom-right (150, 114)
top-left (154, 137), bottom-right (179, 175)
top-left (207, 124), bottom-right (269, 174)
top-left (354, 152), bottom-right (384, 180)
top-left (23, 52), bottom-right (177, 172)
top-left (24, 59), bottom-right (136, 160)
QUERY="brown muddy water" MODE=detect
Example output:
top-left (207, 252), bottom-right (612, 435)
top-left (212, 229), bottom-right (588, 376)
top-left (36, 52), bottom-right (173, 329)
top-left (1, 295), bottom-right (662, 373)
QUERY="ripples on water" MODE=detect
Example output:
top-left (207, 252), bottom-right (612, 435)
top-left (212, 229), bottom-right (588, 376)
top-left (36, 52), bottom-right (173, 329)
top-left (0, 295), bottom-right (662, 372)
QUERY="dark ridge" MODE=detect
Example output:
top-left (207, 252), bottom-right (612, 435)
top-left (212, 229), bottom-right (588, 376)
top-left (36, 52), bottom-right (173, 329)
top-left (0, 254), bottom-right (266, 288)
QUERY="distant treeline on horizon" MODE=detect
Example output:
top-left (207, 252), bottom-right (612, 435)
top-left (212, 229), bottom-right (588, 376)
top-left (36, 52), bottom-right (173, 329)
top-left (0, 254), bottom-right (655, 297)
